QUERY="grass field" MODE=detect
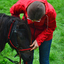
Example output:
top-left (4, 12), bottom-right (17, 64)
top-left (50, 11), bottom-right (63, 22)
top-left (0, 0), bottom-right (64, 64)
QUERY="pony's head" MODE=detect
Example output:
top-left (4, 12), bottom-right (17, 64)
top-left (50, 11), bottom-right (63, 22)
top-left (8, 19), bottom-right (33, 61)
top-left (0, 13), bottom-right (33, 62)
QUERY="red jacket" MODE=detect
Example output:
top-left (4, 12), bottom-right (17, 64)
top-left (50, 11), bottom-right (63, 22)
top-left (10, 0), bottom-right (57, 46)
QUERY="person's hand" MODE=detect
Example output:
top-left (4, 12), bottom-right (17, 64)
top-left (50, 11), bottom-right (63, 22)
top-left (30, 40), bottom-right (39, 51)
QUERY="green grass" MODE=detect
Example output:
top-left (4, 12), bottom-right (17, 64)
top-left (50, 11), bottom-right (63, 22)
top-left (0, 0), bottom-right (64, 64)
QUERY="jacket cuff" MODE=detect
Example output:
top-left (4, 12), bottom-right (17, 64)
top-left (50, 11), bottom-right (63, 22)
top-left (36, 39), bottom-right (42, 46)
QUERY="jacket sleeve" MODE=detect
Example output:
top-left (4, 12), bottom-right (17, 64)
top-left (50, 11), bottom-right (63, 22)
top-left (36, 11), bottom-right (57, 46)
top-left (10, 1), bottom-right (25, 18)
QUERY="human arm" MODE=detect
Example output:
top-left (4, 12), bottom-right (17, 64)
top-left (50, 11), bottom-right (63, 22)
top-left (36, 11), bottom-right (57, 46)
top-left (30, 10), bottom-right (57, 51)
top-left (10, 1), bottom-right (25, 18)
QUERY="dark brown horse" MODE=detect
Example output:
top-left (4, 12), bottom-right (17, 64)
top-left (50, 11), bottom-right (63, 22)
top-left (0, 13), bottom-right (33, 64)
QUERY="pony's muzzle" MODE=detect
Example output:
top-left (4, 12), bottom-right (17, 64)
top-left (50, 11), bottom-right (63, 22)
top-left (20, 51), bottom-right (33, 61)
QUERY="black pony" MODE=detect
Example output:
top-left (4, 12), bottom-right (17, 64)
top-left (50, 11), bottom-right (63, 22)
top-left (0, 13), bottom-right (33, 64)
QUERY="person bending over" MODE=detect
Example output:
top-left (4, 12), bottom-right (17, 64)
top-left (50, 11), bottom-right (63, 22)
top-left (10, 0), bottom-right (57, 64)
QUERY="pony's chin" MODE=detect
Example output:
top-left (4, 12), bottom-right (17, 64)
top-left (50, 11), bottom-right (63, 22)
top-left (20, 51), bottom-right (33, 61)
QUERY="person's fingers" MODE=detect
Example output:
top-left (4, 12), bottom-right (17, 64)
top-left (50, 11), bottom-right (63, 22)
top-left (30, 42), bottom-right (35, 47)
top-left (30, 44), bottom-right (38, 51)
top-left (30, 40), bottom-right (39, 51)
top-left (30, 45), bottom-right (37, 51)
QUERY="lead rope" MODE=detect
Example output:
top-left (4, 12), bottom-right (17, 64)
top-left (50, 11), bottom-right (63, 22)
top-left (18, 50), bottom-right (21, 64)
top-left (18, 50), bottom-right (28, 64)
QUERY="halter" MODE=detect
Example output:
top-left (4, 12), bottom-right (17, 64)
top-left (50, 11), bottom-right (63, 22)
top-left (8, 20), bottom-right (32, 64)
top-left (8, 20), bottom-right (32, 51)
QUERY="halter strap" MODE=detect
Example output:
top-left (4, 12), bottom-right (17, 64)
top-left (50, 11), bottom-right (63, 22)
top-left (8, 20), bottom-right (32, 51)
